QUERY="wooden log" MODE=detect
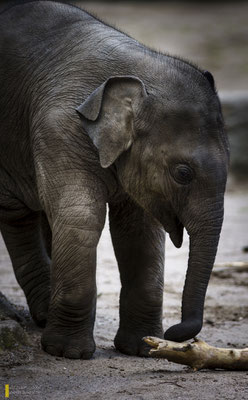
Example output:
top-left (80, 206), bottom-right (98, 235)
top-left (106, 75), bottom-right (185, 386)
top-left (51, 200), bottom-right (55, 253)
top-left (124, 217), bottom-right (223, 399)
top-left (144, 336), bottom-right (248, 371)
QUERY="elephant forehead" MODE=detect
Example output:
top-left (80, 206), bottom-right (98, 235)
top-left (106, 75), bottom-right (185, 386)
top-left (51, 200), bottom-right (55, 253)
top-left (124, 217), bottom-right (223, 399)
top-left (164, 101), bottom-right (218, 123)
top-left (147, 97), bottom-right (219, 132)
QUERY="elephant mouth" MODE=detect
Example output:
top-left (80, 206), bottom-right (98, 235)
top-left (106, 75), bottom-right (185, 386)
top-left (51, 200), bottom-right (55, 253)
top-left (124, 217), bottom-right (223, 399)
top-left (149, 198), bottom-right (184, 248)
top-left (168, 216), bottom-right (184, 248)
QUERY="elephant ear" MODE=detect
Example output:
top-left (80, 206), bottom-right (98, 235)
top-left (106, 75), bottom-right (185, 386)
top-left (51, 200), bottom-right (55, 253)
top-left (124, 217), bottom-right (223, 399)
top-left (76, 75), bottom-right (147, 168)
top-left (203, 70), bottom-right (216, 93)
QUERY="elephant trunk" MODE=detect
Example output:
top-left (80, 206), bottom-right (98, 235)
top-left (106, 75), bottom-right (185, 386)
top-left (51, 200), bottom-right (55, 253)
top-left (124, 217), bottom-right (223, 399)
top-left (164, 197), bottom-right (224, 342)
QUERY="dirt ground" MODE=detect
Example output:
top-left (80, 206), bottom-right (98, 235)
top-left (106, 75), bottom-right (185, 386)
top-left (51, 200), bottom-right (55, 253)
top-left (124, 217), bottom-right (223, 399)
top-left (0, 2), bottom-right (248, 400)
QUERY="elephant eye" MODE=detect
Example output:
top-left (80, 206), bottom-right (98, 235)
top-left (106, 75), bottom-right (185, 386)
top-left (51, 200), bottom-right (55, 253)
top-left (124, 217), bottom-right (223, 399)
top-left (171, 164), bottom-right (194, 185)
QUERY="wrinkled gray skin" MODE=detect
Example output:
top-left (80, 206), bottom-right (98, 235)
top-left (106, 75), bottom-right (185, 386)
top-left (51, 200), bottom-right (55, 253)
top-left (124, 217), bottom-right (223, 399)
top-left (0, 1), bottom-right (229, 359)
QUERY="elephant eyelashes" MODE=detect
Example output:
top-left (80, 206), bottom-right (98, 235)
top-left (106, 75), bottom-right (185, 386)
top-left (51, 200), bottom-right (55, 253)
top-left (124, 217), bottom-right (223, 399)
top-left (170, 164), bottom-right (194, 185)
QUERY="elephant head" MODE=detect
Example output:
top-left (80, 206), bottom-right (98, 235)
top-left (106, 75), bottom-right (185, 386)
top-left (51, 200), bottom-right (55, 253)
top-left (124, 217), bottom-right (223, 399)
top-left (77, 72), bottom-right (229, 342)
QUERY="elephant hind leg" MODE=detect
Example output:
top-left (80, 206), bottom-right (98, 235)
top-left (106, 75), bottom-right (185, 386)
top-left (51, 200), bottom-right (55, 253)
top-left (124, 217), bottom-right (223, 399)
top-left (109, 196), bottom-right (165, 356)
top-left (0, 211), bottom-right (51, 327)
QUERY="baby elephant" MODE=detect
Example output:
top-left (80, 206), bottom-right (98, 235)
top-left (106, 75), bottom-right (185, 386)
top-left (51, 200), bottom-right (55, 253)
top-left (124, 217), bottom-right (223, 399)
top-left (0, 1), bottom-right (229, 359)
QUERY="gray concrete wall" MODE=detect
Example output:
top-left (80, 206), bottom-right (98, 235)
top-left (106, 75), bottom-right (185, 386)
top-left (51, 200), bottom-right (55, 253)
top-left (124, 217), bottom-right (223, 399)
top-left (220, 92), bottom-right (248, 180)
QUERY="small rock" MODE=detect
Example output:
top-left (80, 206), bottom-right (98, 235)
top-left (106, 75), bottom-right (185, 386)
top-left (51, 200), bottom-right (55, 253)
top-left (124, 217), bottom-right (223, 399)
top-left (0, 292), bottom-right (26, 325)
top-left (205, 319), bottom-right (215, 326)
top-left (0, 320), bottom-right (29, 351)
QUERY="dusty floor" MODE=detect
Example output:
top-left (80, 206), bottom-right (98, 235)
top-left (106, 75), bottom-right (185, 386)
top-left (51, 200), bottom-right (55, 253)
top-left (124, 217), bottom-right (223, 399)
top-left (0, 1), bottom-right (248, 399)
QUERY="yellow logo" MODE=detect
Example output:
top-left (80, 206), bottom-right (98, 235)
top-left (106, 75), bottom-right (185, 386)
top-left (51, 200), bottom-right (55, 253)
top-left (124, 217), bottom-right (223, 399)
top-left (5, 385), bottom-right (9, 398)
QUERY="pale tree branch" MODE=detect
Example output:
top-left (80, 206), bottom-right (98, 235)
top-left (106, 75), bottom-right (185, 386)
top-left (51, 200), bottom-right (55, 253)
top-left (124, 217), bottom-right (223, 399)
top-left (144, 336), bottom-right (248, 371)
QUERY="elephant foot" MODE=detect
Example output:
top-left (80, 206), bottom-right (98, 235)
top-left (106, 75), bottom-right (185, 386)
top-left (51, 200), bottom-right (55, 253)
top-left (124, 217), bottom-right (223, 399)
top-left (114, 327), bottom-right (163, 357)
top-left (41, 328), bottom-right (95, 359)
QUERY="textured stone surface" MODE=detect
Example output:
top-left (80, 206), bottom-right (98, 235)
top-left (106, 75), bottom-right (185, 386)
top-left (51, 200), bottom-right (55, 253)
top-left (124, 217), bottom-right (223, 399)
top-left (0, 292), bottom-right (26, 324)
top-left (0, 320), bottom-right (29, 351)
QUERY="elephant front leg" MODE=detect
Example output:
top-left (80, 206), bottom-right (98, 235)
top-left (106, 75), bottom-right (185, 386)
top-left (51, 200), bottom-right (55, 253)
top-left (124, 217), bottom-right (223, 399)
top-left (41, 213), bottom-right (105, 359)
top-left (109, 198), bottom-right (165, 356)
top-left (0, 212), bottom-right (50, 327)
